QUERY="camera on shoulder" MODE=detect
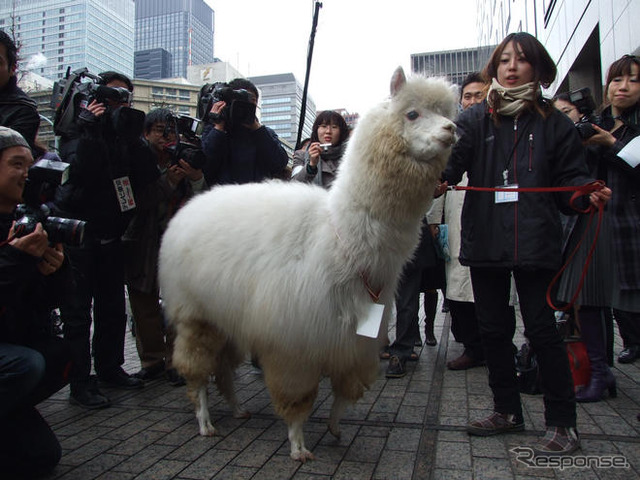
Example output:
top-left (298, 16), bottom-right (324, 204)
top-left (197, 82), bottom-right (257, 129)
top-left (567, 87), bottom-right (604, 139)
top-left (13, 159), bottom-right (85, 246)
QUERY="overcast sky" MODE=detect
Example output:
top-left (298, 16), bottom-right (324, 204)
top-left (207, 0), bottom-right (480, 115)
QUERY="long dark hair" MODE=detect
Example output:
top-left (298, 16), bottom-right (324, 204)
top-left (483, 32), bottom-right (557, 119)
top-left (310, 111), bottom-right (349, 146)
top-left (604, 55), bottom-right (640, 115)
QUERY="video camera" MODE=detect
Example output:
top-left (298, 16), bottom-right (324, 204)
top-left (162, 113), bottom-right (206, 170)
top-left (51, 67), bottom-right (141, 139)
top-left (567, 87), bottom-right (604, 139)
top-left (197, 82), bottom-right (257, 129)
top-left (13, 159), bottom-right (86, 246)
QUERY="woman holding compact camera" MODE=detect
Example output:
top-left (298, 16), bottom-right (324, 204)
top-left (585, 54), bottom-right (640, 366)
top-left (291, 110), bottom-right (350, 188)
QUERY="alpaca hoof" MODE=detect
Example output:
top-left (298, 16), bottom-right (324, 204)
top-left (199, 421), bottom-right (216, 437)
top-left (328, 422), bottom-right (341, 439)
top-left (290, 448), bottom-right (315, 462)
top-left (233, 408), bottom-right (251, 419)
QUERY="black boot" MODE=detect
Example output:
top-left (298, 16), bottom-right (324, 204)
top-left (423, 290), bottom-right (438, 346)
top-left (576, 308), bottom-right (617, 403)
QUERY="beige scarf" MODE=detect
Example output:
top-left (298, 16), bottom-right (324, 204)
top-left (487, 78), bottom-right (537, 117)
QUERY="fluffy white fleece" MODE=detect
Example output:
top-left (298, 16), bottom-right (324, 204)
top-left (158, 67), bottom-right (458, 461)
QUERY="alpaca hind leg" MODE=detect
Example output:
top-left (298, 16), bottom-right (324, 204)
top-left (214, 341), bottom-right (250, 419)
top-left (174, 320), bottom-right (224, 436)
top-left (329, 374), bottom-right (365, 438)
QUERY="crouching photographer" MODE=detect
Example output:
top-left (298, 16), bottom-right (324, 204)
top-left (198, 78), bottom-right (288, 185)
top-left (0, 127), bottom-right (73, 478)
top-left (53, 71), bottom-right (159, 408)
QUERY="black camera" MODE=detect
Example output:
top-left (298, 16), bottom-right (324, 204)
top-left (163, 114), bottom-right (206, 170)
top-left (197, 82), bottom-right (257, 128)
top-left (13, 159), bottom-right (86, 246)
top-left (568, 87), bottom-right (604, 139)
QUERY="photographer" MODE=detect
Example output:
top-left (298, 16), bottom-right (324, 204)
top-left (54, 71), bottom-right (158, 408)
top-left (200, 78), bottom-right (288, 186)
top-left (124, 108), bottom-right (205, 385)
top-left (0, 127), bottom-right (72, 477)
top-left (0, 30), bottom-right (39, 151)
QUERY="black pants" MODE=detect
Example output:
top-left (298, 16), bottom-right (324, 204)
top-left (62, 239), bottom-right (127, 384)
top-left (391, 264), bottom-right (424, 359)
top-left (448, 300), bottom-right (484, 360)
top-left (613, 308), bottom-right (640, 348)
top-left (471, 267), bottom-right (576, 428)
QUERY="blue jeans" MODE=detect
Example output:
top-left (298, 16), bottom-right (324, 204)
top-left (0, 343), bottom-right (45, 417)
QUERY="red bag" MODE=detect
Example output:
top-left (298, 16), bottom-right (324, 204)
top-left (566, 339), bottom-right (591, 390)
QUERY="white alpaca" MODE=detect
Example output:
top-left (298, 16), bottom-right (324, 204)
top-left (158, 67), bottom-right (458, 461)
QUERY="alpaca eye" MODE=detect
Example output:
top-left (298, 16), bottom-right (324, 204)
top-left (406, 110), bottom-right (420, 121)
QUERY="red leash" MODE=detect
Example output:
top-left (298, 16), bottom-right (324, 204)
top-left (449, 181), bottom-right (606, 311)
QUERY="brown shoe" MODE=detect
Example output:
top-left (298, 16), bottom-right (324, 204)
top-left (447, 353), bottom-right (485, 370)
top-left (467, 412), bottom-right (524, 436)
top-left (533, 427), bottom-right (580, 456)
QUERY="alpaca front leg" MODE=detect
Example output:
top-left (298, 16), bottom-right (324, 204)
top-left (328, 395), bottom-right (349, 438)
top-left (195, 386), bottom-right (216, 436)
top-left (288, 420), bottom-right (315, 462)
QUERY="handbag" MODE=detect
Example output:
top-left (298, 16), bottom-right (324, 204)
top-left (434, 224), bottom-right (450, 262)
top-left (557, 310), bottom-right (591, 391)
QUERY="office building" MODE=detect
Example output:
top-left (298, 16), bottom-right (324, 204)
top-left (135, 0), bottom-right (215, 79)
top-left (411, 46), bottom-right (495, 86)
top-left (250, 73), bottom-right (316, 154)
top-left (476, 0), bottom-right (639, 103)
top-left (135, 48), bottom-right (172, 80)
top-left (0, 0), bottom-right (134, 80)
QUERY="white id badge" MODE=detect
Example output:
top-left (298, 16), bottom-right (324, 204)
top-left (357, 303), bottom-right (385, 338)
top-left (113, 176), bottom-right (136, 212)
top-left (495, 184), bottom-right (519, 204)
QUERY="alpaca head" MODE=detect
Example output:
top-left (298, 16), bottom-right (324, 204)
top-left (333, 67), bottom-right (458, 220)
top-left (387, 66), bottom-right (458, 164)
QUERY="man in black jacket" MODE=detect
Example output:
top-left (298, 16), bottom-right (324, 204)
top-left (0, 126), bottom-right (72, 477)
top-left (0, 30), bottom-right (39, 151)
top-left (54, 71), bottom-right (158, 408)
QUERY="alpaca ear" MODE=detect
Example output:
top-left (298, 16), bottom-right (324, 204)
top-left (390, 67), bottom-right (406, 98)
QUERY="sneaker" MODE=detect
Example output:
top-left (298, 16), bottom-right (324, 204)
top-left (133, 361), bottom-right (166, 380)
top-left (533, 427), bottom-right (580, 456)
top-left (99, 367), bottom-right (145, 389)
top-left (467, 412), bottom-right (524, 436)
top-left (447, 353), bottom-right (485, 370)
top-left (70, 377), bottom-right (111, 409)
top-left (386, 355), bottom-right (406, 378)
top-left (165, 368), bottom-right (186, 387)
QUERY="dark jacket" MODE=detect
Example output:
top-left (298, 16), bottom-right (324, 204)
top-left (0, 213), bottom-right (70, 344)
top-left (442, 100), bottom-right (593, 270)
top-left (591, 105), bottom-right (640, 290)
top-left (201, 124), bottom-right (288, 185)
top-left (0, 77), bottom-right (39, 150)
top-left (54, 108), bottom-right (159, 240)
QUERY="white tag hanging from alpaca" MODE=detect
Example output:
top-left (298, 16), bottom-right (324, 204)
top-left (357, 303), bottom-right (385, 338)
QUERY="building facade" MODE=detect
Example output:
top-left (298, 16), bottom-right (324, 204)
top-left (411, 46), bottom-right (495, 86)
top-left (135, 0), bottom-right (214, 80)
top-left (476, 0), bottom-right (640, 103)
top-left (249, 73), bottom-right (316, 154)
top-left (0, 0), bottom-right (134, 80)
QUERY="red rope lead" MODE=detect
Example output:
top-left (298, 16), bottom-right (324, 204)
top-left (450, 180), bottom-right (606, 311)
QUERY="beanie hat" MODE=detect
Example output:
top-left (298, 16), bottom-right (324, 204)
top-left (0, 126), bottom-right (30, 151)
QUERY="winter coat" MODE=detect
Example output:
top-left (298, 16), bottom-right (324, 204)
top-left (442, 100), bottom-right (593, 270)
top-left (290, 142), bottom-right (347, 188)
top-left (0, 213), bottom-right (70, 344)
top-left (201, 124), bottom-right (288, 186)
top-left (53, 108), bottom-right (159, 241)
top-left (123, 154), bottom-right (206, 293)
top-left (592, 105), bottom-right (640, 291)
top-left (0, 77), bottom-right (39, 150)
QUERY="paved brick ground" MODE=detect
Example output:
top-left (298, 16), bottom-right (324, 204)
top-left (37, 297), bottom-right (640, 480)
